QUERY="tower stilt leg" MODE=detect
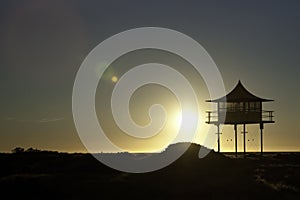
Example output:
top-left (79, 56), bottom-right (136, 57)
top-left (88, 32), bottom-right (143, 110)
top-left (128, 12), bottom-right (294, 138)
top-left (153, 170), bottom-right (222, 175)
top-left (217, 125), bottom-right (220, 153)
top-left (234, 124), bottom-right (238, 157)
top-left (243, 124), bottom-right (246, 156)
top-left (260, 123), bottom-right (264, 155)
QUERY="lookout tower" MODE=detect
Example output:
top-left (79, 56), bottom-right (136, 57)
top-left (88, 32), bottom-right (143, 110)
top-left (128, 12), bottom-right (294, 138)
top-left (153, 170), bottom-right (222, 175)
top-left (206, 80), bottom-right (274, 156)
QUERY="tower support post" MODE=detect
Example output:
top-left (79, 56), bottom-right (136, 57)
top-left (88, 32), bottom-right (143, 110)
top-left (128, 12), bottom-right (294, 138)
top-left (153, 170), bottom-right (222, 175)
top-left (243, 124), bottom-right (246, 156)
top-left (217, 124), bottom-right (220, 153)
top-left (234, 124), bottom-right (238, 157)
top-left (260, 123), bottom-right (264, 155)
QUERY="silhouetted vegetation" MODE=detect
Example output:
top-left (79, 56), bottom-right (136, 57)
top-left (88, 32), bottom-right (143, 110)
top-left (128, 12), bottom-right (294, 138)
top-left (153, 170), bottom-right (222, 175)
top-left (11, 147), bottom-right (59, 154)
top-left (1, 143), bottom-right (299, 200)
top-left (11, 147), bottom-right (25, 154)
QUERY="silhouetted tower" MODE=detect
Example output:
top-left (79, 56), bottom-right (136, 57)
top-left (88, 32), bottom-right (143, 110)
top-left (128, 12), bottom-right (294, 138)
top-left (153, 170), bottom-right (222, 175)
top-left (206, 81), bottom-right (274, 156)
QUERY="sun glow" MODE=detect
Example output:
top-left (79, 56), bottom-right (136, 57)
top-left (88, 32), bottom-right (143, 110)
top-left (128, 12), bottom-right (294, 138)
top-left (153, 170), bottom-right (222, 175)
top-left (172, 109), bottom-right (200, 133)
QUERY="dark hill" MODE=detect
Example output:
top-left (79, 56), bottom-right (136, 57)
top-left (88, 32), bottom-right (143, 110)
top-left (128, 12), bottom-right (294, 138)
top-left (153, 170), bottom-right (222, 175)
top-left (0, 143), bottom-right (299, 199)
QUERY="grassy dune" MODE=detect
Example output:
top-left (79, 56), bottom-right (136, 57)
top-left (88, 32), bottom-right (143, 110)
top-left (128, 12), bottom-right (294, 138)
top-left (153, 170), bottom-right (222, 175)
top-left (0, 143), bottom-right (299, 199)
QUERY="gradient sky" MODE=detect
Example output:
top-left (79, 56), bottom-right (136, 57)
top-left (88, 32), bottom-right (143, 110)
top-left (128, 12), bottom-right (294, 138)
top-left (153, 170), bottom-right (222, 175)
top-left (1, 0), bottom-right (300, 152)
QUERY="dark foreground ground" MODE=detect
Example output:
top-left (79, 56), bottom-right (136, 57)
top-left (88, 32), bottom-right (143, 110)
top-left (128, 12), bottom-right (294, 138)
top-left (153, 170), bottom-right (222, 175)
top-left (0, 143), bottom-right (299, 200)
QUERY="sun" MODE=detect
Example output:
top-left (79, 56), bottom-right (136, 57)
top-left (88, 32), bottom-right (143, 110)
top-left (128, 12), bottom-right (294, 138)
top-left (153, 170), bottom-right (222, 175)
top-left (172, 109), bottom-right (199, 132)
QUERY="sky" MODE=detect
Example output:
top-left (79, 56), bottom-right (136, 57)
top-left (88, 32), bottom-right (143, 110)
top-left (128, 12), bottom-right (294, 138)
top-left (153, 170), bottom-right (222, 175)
top-left (0, 0), bottom-right (300, 152)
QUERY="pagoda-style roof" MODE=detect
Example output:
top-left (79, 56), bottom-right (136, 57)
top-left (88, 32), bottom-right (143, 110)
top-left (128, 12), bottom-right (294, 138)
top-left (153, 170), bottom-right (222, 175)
top-left (207, 80), bottom-right (274, 102)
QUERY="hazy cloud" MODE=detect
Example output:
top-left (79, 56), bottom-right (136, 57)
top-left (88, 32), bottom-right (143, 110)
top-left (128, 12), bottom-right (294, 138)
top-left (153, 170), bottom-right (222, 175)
top-left (3, 116), bottom-right (65, 123)
top-left (38, 118), bottom-right (65, 123)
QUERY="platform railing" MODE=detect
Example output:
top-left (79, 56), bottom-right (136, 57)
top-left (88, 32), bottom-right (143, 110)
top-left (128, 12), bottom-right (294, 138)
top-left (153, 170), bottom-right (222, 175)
top-left (206, 110), bottom-right (274, 123)
top-left (262, 110), bottom-right (274, 122)
top-left (206, 111), bottom-right (218, 124)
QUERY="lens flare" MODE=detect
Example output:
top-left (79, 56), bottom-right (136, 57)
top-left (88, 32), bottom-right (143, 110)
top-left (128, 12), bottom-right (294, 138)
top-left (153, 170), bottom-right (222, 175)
top-left (111, 76), bottom-right (118, 83)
